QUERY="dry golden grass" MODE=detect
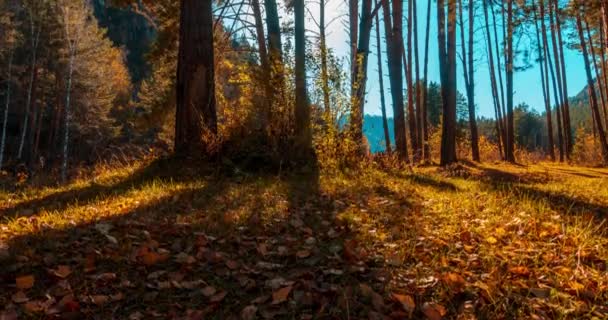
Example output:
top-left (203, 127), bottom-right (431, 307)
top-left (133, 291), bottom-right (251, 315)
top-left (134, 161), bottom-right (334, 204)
top-left (0, 158), bottom-right (606, 319)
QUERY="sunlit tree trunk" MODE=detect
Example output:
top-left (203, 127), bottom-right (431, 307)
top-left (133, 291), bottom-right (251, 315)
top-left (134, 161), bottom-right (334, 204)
top-left (552, 0), bottom-right (572, 158)
top-left (382, 0), bottom-right (409, 161)
top-left (0, 46), bottom-right (13, 169)
top-left (438, 0), bottom-right (457, 165)
top-left (504, 0), bottom-right (515, 163)
top-left (459, 0), bottom-right (479, 162)
top-left (421, 0), bottom-right (432, 161)
top-left (600, 15), bottom-right (608, 127)
top-left (533, 0), bottom-right (555, 161)
top-left (375, 14), bottom-right (392, 153)
top-left (491, 2), bottom-right (507, 152)
top-left (548, 0), bottom-right (565, 161)
top-left (175, 0), bottom-right (218, 156)
top-left (349, 0), bottom-right (359, 88)
top-left (576, 14), bottom-right (608, 164)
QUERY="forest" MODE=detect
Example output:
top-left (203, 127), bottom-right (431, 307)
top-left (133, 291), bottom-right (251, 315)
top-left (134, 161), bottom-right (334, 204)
top-left (0, 0), bottom-right (607, 319)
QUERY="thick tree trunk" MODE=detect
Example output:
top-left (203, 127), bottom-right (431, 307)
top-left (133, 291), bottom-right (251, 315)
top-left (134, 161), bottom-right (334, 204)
top-left (375, 14), bottom-right (392, 153)
top-left (459, 0), bottom-right (479, 162)
top-left (439, 0), bottom-right (457, 166)
top-left (504, 0), bottom-right (515, 163)
top-left (175, 0), bottom-right (218, 155)
top-left (548, 1), bottom-right (566, 161)
top-left (351, 0), bottom-right (375, 147)
top-left (421, 0), bottom-right (432, 161)
top-left (576, 15), bottom-right (608, 164)
top-left (552, 0), bottom-right (572, 158)
top-left (294, 0), bottom-right (310, 154)
top-left (534, 0), bottom-right (555, 161)
top-left (382, 0), bottom-right (408, 161)
top-left (0, 48), bottom-right (13, 169)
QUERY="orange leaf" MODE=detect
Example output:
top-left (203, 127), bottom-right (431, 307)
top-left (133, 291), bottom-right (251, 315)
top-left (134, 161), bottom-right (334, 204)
top-left (16, 275), bottom-right (35, 290)
top-left (51, 265), bottom-right (72, 279)
top-left (391, 293), bottom-right (415, 313)
top-left (271, 286), bottom-right (293, 305)
top-left (422, 302), bottom-right (446, 320)
top-left (508, 266), bottom-right (530, 277)
top-left (443, 272), bottom-right (466, 290)
top-left (141, 252), bottom-right (169, 266)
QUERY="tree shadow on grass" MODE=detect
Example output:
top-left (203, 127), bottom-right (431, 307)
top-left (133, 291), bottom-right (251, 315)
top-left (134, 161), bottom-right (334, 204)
top-left (0, 157), bottom-right (207, 221)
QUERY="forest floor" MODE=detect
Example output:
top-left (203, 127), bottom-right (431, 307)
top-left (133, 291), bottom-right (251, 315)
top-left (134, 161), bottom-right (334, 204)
top-left (0, 158), bottom-right (607, 320)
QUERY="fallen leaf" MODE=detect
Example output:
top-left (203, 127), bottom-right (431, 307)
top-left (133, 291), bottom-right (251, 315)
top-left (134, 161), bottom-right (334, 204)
top-left (530, 288), bottom-right (551, 298)
top-left (508, 266), bottom-right (530, 277)
top-left (271, 286), bottom-right (293, 305)
top-left (296, 250), bottom-right (311, 258)
top-left (422, 302), bottom-right (446, 320)
top-left (391, 293), bottom-right (415, 313)
top-left (141, 252), bottom-right (169, 266)
top-left (91, 295), bottom-right (109, 306)
top-left (11, 291), bottom-right (29, 304)
top-left (23, 301), bottom-right (44, 314)
top-left (16, 275), bottom-right (35, 290)
top-left (443, 272), bottom-right (466, 290)
top-left (360, 284), bottom-right (385, 311)
top-left (201, 286), bottom-right (217, 297)
top-left (241, 305), bottom-right (257, 320)
top-left (50, 265), bottom-right (72, 279)
top-left (209, 291), bottom-right (227, 303)
top-left (485, 236), bottom-right (498, 245)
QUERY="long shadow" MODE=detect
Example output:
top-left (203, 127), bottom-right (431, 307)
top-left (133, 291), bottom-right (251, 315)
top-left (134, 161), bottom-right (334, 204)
top-left (391, 170), bottom-right (460, 192)
top-left (0, 157), bottom-right (206, 220)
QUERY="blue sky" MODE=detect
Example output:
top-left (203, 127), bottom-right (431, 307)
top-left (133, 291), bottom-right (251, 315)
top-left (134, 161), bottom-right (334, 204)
top-left (315, 0), bottom-right (588, 119)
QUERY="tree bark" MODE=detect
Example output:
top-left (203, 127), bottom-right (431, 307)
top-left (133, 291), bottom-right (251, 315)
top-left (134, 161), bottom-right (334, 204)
top-left (251, 0), bottom-right (272, 129)
top-left (382, 0), bottom-right (409, 161)
top-left (548, 0), bottom-right (565, 161)
top-left (175, 0), bottom-right (218, 155)
top-left (504, 0), bottom-right (515, 163)
top-left (534, 0), bottom-right (555, 161)
top-left (18, 26), bottom-right (41, 160)
top-left (421, 0), bottom-right (432, 161)
top-left (265, 0), bottom-right (285, 127)
top-left (0, 47), bottom-right (13, 169)
top-left (586, 18), bottom-right (608, 131)
top-left (294, 0), bottom-right (311, 154)
top-left (413, 0), bottom-right (423, 162)
top-left (491, 2), bottom-right (507, 151)
top-left (459, 0), bottom-right (479, 162)
top-left (576, 14), bottom-right (608, 164)
top-left (439, 0), bottom-right (457, 166)
top-left (375, 14), bottom-right (392, 153)
top-left (552, 0), bottom-right (572, 158)
top-left (319, 0), bottom-right (331, 117)
top-left (405, 0), bottom-right (417, 161)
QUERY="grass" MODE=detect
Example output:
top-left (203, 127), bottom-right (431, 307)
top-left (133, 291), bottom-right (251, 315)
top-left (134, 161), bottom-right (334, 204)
top-left (0, 158), bottom-right (607, 319)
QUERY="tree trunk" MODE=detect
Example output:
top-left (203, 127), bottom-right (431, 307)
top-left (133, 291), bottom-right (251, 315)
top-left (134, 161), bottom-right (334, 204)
top-left (413, 0), bottom-right (423, 162)
top-left (404, 2), bottom-right (417, 162)
top-left (552, 0), bottom-right (572, 158)
top-left (534, 0), bottom-right (555, 161)
top-left (576, 14), bottom-right (608, 164)
top-left (251, 0), bottom-right (272, 129)
top-left (0, 47), bottom-right (13, 169)
top-left (491, 3), bottom-right (507, 153)
top-left (421, 0), bottom-right (432, 161)
top-left (599, 14), bottom-right (608, 127)
top-left (175, 0), bottom-right (218, 155)
top-left (382, 0), bottom-right (409, 161)
top-left (459, 0), bottom-right (479, 162)
top-left (587, 18), bottom-right (608, 130)
top-left (439, 0), bottom-right (457, 166)
top-left (548, 0), bottom-right (565, 161)
top-left (351, 0), bottom-right (375, 147)
top-left (265, 0), bottom-right (284, 127)
top-left (18, 26), bottom-right (41, 160)
top-left (320, 0), bottom-right (331, 117)
top-left (62, 53), bottom-right (74, 183)
top-left (504, 0), bottom-right (515, 163)
top-left (482, 0), bottom-right (505, 160)
top-left (350, 0), bottom-right (359, 89)
top-left (375, 14), bottom-right (392, 153)
top-left (294, 0), bottom-right (311, 154)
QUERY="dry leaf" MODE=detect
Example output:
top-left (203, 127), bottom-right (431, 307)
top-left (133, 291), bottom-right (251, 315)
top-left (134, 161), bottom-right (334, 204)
top-left (271, 286), bottom-right (293, 305)
top-left (508, 266), bottom-right (530, 277)
top-left (443, 273), bottom-right (465, 290)
top-left (241, 305), bottom-right (257, 320)
top-left (91, 295), bottom-right (109, 306)
top-left (296, 250), bottom-right (311, 258)
top-left (23, 301), bottom-right (44, 314)
top-left (201, 286), bottom-right (217, 297)
top-left (141, 252), bottom-right (169, 266)
top-left (485, 236), bottom-right (498, 245)
top-left (422, 302), bottom-right (446, 320)
top-left (11, 291), bottom-right (29, 304)
top-left (51, 265), bottom-right (72, 279)
top-left (391, 293), bottom-right (415, 313)
top-left (209, 291), bottom-right (227, 303)
top-left (16, 275), bottom-right (35, 290)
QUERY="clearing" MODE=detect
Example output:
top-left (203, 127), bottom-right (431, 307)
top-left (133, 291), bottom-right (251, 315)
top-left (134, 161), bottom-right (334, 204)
top-left (1, 159), bottom-right (607, 319)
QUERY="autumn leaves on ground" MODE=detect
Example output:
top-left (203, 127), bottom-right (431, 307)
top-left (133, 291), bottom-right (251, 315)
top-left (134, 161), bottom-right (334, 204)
top-left (0, 159), bottom-right (607, 320)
